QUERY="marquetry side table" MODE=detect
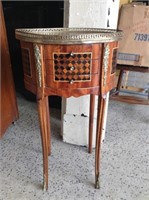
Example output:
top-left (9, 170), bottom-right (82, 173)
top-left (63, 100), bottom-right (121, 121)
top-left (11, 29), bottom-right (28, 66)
top-left (15, 28), bottom-right (122, 190)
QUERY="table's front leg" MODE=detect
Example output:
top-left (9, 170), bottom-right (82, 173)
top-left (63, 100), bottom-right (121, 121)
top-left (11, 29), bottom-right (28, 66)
top-left (95, 95), bottom-right (106, 189)
top-left (45, 97), bottom-right (51, 156)
top-left (37, 96), bottom-right (51, 191)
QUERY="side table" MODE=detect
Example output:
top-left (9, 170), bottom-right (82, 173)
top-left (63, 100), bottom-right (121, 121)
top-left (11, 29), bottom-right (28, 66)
top-left (15, 28), bottom-right (122, 190)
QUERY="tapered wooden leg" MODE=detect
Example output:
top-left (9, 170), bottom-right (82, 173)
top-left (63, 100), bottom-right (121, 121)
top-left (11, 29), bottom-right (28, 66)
top-left (37, 96), bottom-right (50, 191)
top-left (88, 94), bottom-right (95, 153)
top-left (45, 97), bottom-right (51, 156)
top-left (115, 69), bottom-right (124, 95)
top-left (95, 95), bottom-right (106, 189)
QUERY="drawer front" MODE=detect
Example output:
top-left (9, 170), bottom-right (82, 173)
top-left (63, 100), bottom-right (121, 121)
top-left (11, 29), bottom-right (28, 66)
top-left (45, 74), bottom-right (100, 89)
top-left (44, 44), bottom-right (102, 60)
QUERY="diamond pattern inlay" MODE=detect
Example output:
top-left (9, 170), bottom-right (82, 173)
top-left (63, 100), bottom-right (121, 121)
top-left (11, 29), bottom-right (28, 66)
top-left (53, 53), bottom-right (92, 82)
top-left (22, 48), bottom-right (31, 77)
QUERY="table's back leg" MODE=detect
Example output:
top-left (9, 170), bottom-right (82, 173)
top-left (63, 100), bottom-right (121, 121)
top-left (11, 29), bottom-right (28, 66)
top-left (88, 94), bottom-right (95, 153)
top-left (37, 96), bottom-right (50, 191)
top-left (95, 95), bottom-right (106, 189)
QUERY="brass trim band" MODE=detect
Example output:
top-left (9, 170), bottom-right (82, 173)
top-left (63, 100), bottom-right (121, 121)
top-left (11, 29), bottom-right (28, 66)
top-left (16, 28), bottom-right (123, 44)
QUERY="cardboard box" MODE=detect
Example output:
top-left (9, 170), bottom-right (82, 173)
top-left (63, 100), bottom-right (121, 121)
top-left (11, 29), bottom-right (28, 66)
top-left (117, 3), bottom-right (149, 67)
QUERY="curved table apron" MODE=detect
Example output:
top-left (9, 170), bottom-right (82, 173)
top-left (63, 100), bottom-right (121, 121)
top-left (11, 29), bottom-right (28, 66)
top-left (15, 28), bottom-right (122, 190)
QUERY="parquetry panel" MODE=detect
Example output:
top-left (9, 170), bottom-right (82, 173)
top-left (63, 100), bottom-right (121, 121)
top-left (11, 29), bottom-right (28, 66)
top-left (53, 53), bottom-right (92, 82)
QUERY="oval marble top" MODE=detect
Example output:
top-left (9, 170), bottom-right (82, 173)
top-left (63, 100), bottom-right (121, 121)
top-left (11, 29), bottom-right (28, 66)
top-left (15, 28), bottom-right (123, 44)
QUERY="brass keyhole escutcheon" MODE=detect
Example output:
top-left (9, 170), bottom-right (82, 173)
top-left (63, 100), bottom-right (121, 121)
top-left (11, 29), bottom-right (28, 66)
top-left (69, 79), bottom-right (74, 84)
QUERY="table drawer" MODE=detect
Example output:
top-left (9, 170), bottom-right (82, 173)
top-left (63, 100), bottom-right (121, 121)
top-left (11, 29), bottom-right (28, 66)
top-left (44, 44), bottom-right (102, 60)
top-left (45, 74), bottom-right (100, 89)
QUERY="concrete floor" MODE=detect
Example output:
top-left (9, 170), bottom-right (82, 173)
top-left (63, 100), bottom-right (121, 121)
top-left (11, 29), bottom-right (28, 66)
top-left (0, 95), bottom-right (149, 200)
